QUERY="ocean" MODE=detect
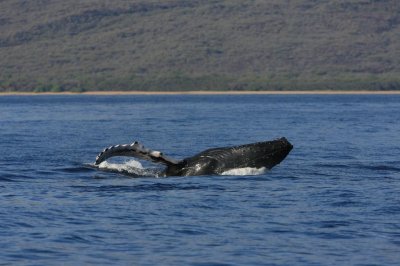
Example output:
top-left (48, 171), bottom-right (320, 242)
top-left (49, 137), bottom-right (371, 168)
top-left (0, 94), bottom-right (399, 265)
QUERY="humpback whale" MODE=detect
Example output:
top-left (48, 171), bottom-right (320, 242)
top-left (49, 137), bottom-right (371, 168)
top-left (94, 138), bottom-right (293, 177)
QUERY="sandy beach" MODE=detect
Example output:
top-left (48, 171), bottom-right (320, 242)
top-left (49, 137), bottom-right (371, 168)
top-left (1, 90), bottom-right (400, 96)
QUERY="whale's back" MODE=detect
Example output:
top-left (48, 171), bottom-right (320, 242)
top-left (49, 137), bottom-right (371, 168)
top-left (166, 138), bottom-right (293, 176)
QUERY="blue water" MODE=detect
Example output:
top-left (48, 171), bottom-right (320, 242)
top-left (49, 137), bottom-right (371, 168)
top-left (1, 95), bottom-right (399, 265)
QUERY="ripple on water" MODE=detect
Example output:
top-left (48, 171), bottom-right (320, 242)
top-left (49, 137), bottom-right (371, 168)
top-left (70, 183), bottom-right (208, 193)
top-left (2, 95), bottom-right (400, 265)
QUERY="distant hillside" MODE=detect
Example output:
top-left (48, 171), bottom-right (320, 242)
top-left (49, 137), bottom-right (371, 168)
top-left (1, 0), bottom-right (400, 91)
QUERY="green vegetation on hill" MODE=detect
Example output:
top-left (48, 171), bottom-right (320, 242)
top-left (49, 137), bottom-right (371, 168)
top-left (1, 0), bottom-right (400, 92)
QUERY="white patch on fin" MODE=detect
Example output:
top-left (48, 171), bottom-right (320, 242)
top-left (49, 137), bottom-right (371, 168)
top-left (150, 151), bottom-right (161, 157)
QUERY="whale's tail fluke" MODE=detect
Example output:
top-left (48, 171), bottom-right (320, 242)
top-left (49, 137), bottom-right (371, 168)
top-left (95, 142), bottom-right (180, 166)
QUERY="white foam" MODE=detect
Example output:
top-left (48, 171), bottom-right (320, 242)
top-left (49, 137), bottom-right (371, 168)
top-left (221, 167), bottom-right (267, 176)
top-left (98, 159), bottom-right (144, 171)
top-left (97, 159), bottom-right (160, 177)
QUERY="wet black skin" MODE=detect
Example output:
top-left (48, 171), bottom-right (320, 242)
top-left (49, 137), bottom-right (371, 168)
top-left (95, 137), bottom-right (293, 177)
top-left (164, 138), bottom-right (293, 176)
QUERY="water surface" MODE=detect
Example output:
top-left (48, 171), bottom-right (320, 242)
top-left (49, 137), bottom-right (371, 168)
top-left (1, 95), bottom-right (399, 265)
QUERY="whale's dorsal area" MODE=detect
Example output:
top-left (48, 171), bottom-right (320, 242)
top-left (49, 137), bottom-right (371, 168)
top-left (94, 138), bottom-right (293, 177)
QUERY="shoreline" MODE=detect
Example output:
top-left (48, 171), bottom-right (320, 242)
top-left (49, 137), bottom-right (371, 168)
top-left (1, 90), bottom-right (400, 96)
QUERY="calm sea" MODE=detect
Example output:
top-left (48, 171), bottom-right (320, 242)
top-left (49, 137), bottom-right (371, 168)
top-left (0, 94), bottom-right (399, 265)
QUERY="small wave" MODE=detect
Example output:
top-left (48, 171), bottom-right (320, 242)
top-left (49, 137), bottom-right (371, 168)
top-left (96, 160), bottom-right (161, 177)
top-left (359, 164), bottom-right (400, 172)
top-left (315, 162), bottom-right (400, 172)
top-left (221, 167), bottom-right (267, 176)
top-left (0, 177), bottom-right (17, 182)
top-left (59, 166), bottom-right (96, 173)
top-left (0, 172), bottom-right (33, 182)
top-left (72, 183), bottom-right (206, 193)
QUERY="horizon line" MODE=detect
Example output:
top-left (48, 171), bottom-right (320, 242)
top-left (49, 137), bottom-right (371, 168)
top-left (1, 90), bottom-right (400, 96)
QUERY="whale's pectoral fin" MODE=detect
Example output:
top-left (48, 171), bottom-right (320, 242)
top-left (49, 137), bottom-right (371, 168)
top-left (95, 142), bottom-right (180, 166)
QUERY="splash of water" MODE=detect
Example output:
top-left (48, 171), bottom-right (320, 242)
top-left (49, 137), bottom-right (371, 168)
top-left (95, 160), bottom-right (267, 177)
top-left (97, 159), bottom-right (161, 177)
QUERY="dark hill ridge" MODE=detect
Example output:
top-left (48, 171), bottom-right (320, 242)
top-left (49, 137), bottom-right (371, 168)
top-left (1, 0), bottom-right (399, 92)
